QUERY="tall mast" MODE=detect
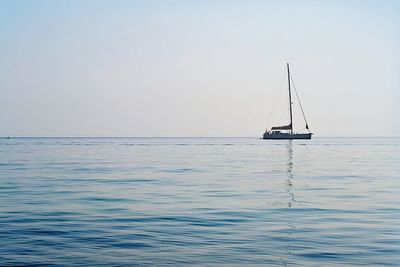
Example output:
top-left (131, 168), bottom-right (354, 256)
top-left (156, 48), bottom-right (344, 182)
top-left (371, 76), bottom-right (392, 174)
top-left (287, 63), bottom-right (293, 134)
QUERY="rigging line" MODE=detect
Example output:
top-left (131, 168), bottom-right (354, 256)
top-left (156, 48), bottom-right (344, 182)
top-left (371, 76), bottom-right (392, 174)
top-left (290, 73), bottom-right (310, 131)
top-left (268, 67), bottom-right (285, 126)
top-left (267, 66), bottom-right (286, 128)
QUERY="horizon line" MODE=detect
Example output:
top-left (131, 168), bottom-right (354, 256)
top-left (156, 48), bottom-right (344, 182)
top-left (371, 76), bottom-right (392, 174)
top-left (1, 136), bottom-right (400, 138)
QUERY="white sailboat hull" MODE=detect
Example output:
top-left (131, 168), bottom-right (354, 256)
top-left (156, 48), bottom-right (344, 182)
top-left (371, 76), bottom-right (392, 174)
top-left (263, 132), bottom-right (312, 140)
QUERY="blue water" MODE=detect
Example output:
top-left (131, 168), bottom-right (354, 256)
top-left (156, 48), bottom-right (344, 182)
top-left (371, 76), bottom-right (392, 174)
top-left (0, 137), bottom-right (399, 266)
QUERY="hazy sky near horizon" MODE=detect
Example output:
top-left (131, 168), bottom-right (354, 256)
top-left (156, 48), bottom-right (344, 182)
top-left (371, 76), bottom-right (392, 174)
top-left (1, 0), bottom-right (399, 137)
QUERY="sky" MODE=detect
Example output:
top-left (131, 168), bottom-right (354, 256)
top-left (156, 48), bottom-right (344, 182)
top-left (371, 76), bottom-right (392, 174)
top-left (1, 0), bottom-right (399, 137)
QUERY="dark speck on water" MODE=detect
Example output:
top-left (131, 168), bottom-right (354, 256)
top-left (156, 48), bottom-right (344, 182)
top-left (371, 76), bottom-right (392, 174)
top-left (0, 137), bottom-right (399, 266)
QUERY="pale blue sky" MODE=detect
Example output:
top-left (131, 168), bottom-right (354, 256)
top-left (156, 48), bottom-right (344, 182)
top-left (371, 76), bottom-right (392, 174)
top-left (1, 0), bottom-right (399, 137)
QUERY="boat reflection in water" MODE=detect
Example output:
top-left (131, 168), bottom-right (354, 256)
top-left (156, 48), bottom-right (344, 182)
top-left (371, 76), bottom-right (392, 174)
top-left (280, 140), bottom-right (297, 267)
top-left (286, 141), bottom-right (295, 208)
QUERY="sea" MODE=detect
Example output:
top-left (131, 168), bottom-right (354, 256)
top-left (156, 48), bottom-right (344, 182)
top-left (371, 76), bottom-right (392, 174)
top-left (0, 137), bottom-right (399, 266)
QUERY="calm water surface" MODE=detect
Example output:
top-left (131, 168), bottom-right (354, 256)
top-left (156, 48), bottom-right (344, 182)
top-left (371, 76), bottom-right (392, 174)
top-left (0, 137), bottom-right (399, 266)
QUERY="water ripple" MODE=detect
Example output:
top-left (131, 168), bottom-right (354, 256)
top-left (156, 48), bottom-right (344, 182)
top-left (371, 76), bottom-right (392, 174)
top-left (0, 137), bottom-right (399, 266)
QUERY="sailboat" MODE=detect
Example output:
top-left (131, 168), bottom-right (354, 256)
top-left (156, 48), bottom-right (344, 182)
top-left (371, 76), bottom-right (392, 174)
top-left (263, 63), bottom-right (312, 140)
